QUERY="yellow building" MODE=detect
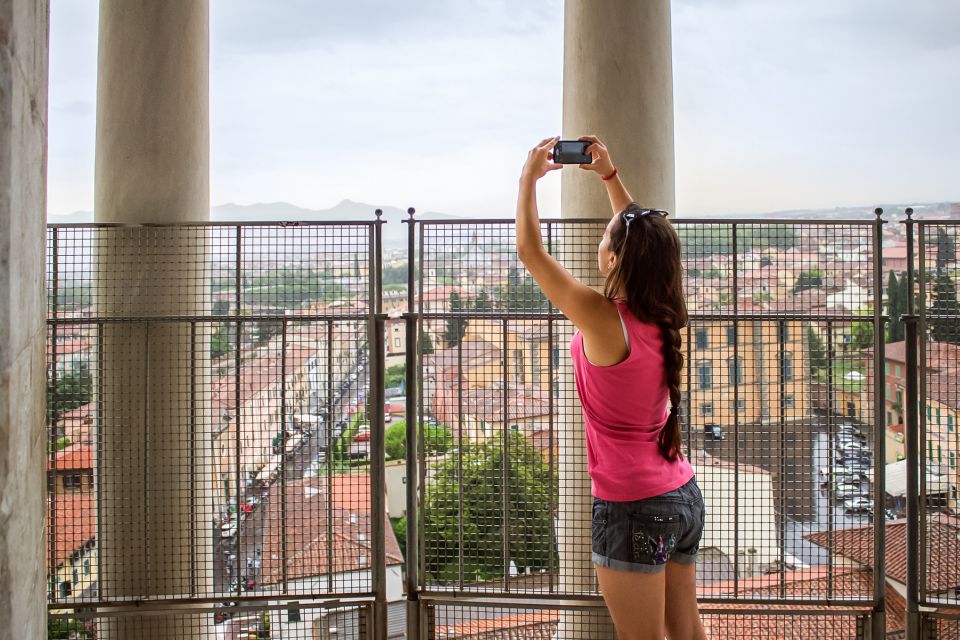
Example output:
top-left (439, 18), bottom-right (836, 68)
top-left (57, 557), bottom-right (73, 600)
top-left (686, 316), bottom-right (808, 430)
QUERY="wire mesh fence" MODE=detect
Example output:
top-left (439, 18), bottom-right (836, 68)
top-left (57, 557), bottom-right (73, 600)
top-left (415, 218), bottom-right (884, 608)
top-left (46, 211), bottom-right (960, 638)
top-left (916, 221), bottom-right (960, 634)
top-left (45, 223), bottom-right (384, 633)
top-left (47, 602), bottom-right (372, 639)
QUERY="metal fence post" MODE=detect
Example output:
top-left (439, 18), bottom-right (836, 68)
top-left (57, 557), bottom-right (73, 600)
top-left (904, 207), bottom-right (921, 640)
top-left (371, 211), bottom-right (388, 640)
top-left (871, 208), bottom-right (887, 639)
top-left (403, 207), bottom-right (421, 640)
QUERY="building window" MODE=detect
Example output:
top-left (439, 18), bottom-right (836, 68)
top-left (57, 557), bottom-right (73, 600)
top-left (59, 581), bottom-right (71, 598)
top-left (530, 346), bottom-right (540, 376)
top-left (728, 356), bottom-right (744, 385)
top-left (897, 389), bottom-right (903, 408)
top-left (727, 325), bottom-right (736, 346)
top-left (951, 452), bottom-right (956, 469)
top-left (731, 398), bottom-right (746, 412)
top-left (63, 474), bottom-right (82, 490)
top-left (393, 337), bottom-right (401, 348)
top-left (887, 411), bottom-right (892, 425)
top-left (778, 323), bottom-right (789, 343)
top-left (938, 445), bottom-right (943, 464)
top-left (288, 607), bottom-right (302, 624)
top-left (700, 403), bottom-right (714, 417)
top-left (783, 352), bottom-right (794, 382)
top-left (697, 361), bottom-right (713, 390)
top-left (84, 559), bottom-right (90, 575)
top-left (885, 362), bottom-right (890, 375)
top-left (784, 394), bottom-right (795, 409)
top-left (695, 329), bottom-right (708, 350)
top-left (895, 364), bottom-right (901, 378)
top-left (949, 415), bottom-right (955, 432)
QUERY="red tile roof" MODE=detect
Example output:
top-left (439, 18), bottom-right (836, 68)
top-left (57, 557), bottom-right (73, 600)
top-left (259, 474), bottom-right (403, 587)
top-left (701, 567), bottom-right (904, 637)
top-left (806, 515), bottom-right (960, 593)
top-left (53, 445), bottom-right (94, 471)
top-left (435, 611), bottom-right (558, 639)
top-left (47, 493), bottom-right (96, 569)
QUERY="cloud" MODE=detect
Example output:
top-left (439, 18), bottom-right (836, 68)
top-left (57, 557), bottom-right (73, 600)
top-left (211, 0), bottom-right (559, 54)
top-left (46, 2), bottom-right (958, 218)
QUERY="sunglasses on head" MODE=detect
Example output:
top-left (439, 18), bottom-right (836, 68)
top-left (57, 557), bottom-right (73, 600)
top-left (620, 207), bottom-right (669, 241)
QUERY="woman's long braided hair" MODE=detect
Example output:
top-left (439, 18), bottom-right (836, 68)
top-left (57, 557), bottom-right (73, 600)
top-left (603, 203), bottom-right (688, 461)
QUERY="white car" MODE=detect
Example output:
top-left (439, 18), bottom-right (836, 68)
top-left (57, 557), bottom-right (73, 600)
top-left (220, 522), bottom-right (237, 538)
top-left (843, 497), bottom-right (873, 513)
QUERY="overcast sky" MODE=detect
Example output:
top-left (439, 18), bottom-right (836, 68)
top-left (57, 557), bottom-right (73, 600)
top-left (48, 1), bottom-right (960, 218)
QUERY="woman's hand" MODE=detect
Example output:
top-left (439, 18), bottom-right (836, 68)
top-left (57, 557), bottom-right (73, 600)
top-left (578, 135), bottom-right (615, 177)
top-left (520, 136), bottom-right (563, 183)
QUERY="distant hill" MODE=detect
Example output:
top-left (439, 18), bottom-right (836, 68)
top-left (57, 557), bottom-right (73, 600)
top-left (47, 200), bottom-right (463, 248)
top-left (47, 198), bottom-right (958, 244)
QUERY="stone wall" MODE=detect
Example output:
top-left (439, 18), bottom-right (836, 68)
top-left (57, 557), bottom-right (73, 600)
top-left (0, 1), bottom-right (49, 638)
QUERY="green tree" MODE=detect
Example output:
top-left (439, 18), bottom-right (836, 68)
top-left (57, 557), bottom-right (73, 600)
top-left (929, 273), bottom-right (960, 344)
top-left (210, 323), bottom-right (230, 359)
top-left (807, 326), bottom-right (827, 374)
top-left (793, 268), bottom-right (824, 294)
top-left (848, 308), bottom-right (874, 352)
top-left (444, 292), bottom-right (468, 348)
top-left (48, 619), bottom-right (92, 639)
top-left (498, 268), bottom-right (548, 312)
top-left (420, 330), bottom-right (435, 355)
top-left (391, 516), bottom-right (408, 559)
top-left (385, 364), bottom-right (405, 389)
top-left (473, 290), bottom-right (493, 311)
top-left (385, 420), bottom-right (453, 461)
top-left (47, 362), bottom-right (93, 422)
top-left (936, 228), bottom-right (956, 271)
top-left (886, 271), bottom-right (905, 343)
top-left (423, 431), bottom-right (557, 583)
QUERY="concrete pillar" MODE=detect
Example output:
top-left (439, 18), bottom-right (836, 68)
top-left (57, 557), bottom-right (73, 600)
top-left (559, 1), bottom-right (675, 636)
top-left (94, 1), bottom-right (211, 635)
top-left (0, 2), bottom-right (49, 638)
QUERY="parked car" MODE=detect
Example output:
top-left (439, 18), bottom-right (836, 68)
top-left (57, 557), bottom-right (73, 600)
top-left (834, 481), bottom-right (870, 501)
top-left (843, 497), bottom-right (873, 514)
top-left (704, 423), bottom-right (725, 441)
top-left (213, 601), bottom-right (239, 624)
top-left (220, 521), bottom-right (237, 538)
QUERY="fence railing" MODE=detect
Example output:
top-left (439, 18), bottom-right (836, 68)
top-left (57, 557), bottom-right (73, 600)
top-left (44, 210), bottom-right (960, 639)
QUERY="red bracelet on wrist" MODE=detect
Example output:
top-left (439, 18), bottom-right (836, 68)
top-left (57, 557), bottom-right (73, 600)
top-left (601, 166), bottom-right (619, 181)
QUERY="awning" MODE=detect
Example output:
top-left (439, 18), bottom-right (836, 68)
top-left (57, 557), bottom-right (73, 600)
top-left (885, 459), bottom-right (952, 497)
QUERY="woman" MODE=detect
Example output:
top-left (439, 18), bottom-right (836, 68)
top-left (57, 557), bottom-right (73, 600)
top-left (516, 136), bottom-right (706, 640)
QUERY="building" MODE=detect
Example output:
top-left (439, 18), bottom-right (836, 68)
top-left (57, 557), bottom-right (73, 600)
top-left (806, 515), bottom-right (960, 637)
top-left (256, 474), bottom-right (405, 638)
top-left (48, 445), bottom-right (94, 496)
top-left (48, 493), bottom-right (97, 602)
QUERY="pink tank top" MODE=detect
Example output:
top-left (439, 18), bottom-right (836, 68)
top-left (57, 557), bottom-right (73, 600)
top-left (569, 299), bottom-right (694, 502)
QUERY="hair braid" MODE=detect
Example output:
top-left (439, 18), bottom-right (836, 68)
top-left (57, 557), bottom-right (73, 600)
top-left (658, 322), bottom-right (685, 461)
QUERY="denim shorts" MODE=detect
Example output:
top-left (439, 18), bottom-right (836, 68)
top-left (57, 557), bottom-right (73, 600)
top-left (592, 476), bottom-right (706, 574)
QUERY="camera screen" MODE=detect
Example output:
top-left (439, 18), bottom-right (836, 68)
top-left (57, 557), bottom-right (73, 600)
top-left (559, 142), bottom-right (587, 153)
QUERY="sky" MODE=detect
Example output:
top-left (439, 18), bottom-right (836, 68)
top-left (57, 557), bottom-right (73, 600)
top-left (48, 1), bottom-right (960, 218)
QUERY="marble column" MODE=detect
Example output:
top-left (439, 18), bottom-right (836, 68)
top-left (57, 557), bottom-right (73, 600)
top-left (94, 1), bottom-right (211, 636)
top-left (558, 1), bottom-right (675, 636)
top-left (0, 2), bottom-right (49, 638)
